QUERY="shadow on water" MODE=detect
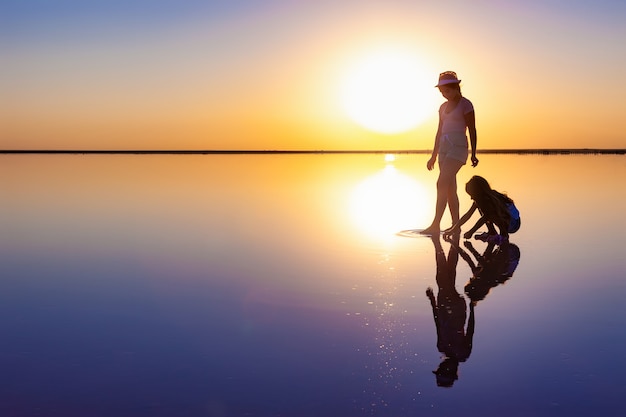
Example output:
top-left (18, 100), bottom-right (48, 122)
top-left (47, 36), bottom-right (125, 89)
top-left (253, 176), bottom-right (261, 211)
top-left (425, 233), bottom-right (521, 388)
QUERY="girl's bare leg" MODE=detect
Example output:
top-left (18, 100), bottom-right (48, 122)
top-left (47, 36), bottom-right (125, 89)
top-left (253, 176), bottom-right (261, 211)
top-left (447, 172), bottom-right (460, 224)
top-left (422, 158), bottom-right (463, 235)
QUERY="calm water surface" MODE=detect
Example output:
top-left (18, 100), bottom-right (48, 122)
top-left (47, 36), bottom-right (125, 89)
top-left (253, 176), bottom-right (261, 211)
top-left (1, 153), bottom-right (625, 416)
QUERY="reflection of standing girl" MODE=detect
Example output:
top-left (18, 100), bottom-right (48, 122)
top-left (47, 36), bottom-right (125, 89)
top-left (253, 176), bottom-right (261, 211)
top-left (426, 234), bottom-right (474, 387)
top-left (421, 71), bottom-right (478, 235)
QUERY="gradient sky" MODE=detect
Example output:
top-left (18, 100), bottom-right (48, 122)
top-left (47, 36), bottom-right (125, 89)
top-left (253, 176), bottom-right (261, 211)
top-left (2, 0), bottom-right (625, 150)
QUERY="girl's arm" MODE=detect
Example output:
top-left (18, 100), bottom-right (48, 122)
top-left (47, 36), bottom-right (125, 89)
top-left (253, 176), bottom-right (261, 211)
top-left (465, 302), bottom-right (475, 350)
top-left (463, 240), bottom-right (483, 262)
top-left (464, 216), bottom-right (487, 239)
top-left (427, 117), bottom-right (443, 171)
top-left (465, 110), bottom-right (478, 167)
top-left (452, 241), bottom-right (479, 273)
top-left (444, 202), bottom-right (478, 235)
top-left (425, 288), bottom-right (443, 342)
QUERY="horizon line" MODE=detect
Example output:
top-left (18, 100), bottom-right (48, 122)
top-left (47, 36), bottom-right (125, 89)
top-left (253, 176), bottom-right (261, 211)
top-left (1, 148), bottom-right (624, 155)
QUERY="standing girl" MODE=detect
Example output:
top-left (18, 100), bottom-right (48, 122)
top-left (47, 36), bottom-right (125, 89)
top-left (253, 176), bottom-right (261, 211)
top-left (421, 71), bottom-right (478, 235)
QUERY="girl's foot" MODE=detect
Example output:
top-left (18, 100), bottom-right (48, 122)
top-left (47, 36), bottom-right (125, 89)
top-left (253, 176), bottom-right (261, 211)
top-left (475, 233), bottom-right (507, 245)
top-left (420, 226), bottom-right (439, 235)
top-left (487, 234), bottom-right (506, 245)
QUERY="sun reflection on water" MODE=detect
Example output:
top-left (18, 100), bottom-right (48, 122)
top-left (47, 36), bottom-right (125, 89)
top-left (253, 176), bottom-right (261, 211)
top-left (349, 159), bottom-right (430, 241)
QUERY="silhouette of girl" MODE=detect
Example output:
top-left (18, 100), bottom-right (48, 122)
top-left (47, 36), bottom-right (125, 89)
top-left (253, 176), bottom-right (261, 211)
top-left (444, 175), bottom-right (520, 241)
top-left (421, 71), bottom-right (478, 236)
top-left (426, 234), bottom-right (474, 387)
top-left (460, 240), bottom-right (521, 305)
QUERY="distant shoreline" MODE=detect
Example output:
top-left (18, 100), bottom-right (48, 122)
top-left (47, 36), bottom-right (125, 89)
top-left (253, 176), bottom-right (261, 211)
top-left (1, 149), bottom-right (624, 155)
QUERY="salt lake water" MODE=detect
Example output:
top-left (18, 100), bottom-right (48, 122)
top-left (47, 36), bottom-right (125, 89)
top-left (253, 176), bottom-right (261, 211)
top-left (1, 153), bottom-right (625, 416)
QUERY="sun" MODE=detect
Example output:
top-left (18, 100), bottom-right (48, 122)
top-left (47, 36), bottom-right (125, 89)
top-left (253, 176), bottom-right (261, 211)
top-left (340, 48), bottom-right (436, 134)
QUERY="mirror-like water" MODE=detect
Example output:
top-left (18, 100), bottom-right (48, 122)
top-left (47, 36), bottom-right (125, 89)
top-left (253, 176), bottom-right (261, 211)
top-left (1, 153), bottom-right (625, 416)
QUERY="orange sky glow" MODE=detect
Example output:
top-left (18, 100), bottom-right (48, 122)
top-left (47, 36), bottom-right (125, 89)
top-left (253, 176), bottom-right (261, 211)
top-left (2, 1), bottom-right (625, 151)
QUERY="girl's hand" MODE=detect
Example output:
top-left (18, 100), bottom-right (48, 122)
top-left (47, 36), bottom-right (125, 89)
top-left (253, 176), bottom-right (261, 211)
top-left (442, 226), bottom-right (459, 238)
top-left (426, 287), bottom-right (434, 298)
top-left (427, 156), bottom-right (437, 171)
top-left (471, 155), bottom-right (479, 167)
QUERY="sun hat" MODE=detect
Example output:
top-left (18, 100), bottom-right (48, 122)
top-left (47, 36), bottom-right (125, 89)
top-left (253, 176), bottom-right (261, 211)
top-left (435, 71), bottom-right (461, 87)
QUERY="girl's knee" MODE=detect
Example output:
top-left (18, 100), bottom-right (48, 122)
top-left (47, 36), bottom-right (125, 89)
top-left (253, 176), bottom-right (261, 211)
top-left (437, 172), bottom-right (456, 187)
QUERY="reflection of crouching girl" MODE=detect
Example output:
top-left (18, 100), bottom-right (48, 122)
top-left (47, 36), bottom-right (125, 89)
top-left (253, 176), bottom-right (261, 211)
top-left (444, 175), bottom-right (520, 240)
top-left (460, 240), bottom-right (521, 305)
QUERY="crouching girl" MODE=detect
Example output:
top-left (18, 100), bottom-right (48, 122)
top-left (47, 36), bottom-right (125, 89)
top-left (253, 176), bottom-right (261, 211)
top-left (443, 176), bottom-right (520, 241)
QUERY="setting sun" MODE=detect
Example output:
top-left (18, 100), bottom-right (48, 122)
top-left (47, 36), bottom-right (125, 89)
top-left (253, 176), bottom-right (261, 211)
top-left (340, 48), bottom-right (436, 134)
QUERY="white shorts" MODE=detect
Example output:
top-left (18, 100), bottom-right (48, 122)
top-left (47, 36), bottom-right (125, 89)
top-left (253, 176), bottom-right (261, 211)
top-left (439, 132), bottom-right (468, 164)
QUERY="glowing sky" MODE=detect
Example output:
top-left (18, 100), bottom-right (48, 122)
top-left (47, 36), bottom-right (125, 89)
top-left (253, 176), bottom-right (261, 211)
top-left (2, 0), bottom-right (625, 150)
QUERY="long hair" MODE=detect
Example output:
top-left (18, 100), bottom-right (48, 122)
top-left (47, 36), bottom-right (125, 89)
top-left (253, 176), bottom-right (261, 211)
top-left (465, 176), bottom-right (512, 231)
